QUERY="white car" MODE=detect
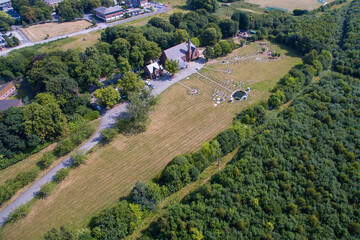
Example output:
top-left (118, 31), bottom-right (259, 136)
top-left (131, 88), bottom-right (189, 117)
top-left (145, 80), bottom-right (150, 86)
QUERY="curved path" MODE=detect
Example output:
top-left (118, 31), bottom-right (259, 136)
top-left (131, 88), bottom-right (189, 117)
top-left (0, 58), bottom-right (206, 226)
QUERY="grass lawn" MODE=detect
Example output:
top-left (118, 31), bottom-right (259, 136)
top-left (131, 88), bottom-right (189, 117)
top-left (21, 20), bottom-right (92, 42)
top-left (216, 1), bottom-right (264, 18)
top-left (0, 43), bottom-right (301, 240)
top-left (38, 31), bottom-right (101, 53)
top-left (155, 0), bottom-right (188, 11)
top-left (245, 0), bottom-right (336, 11)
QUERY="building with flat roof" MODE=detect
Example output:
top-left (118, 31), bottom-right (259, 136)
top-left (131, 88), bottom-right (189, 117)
top-left (125, 0), bottom-right (148, 8)
top-left (0, 0), bottom-right (11, 8)
top-left (94, 6), bottom-right (124, 22)
top-left (42, 0), bottom-right (63, 7)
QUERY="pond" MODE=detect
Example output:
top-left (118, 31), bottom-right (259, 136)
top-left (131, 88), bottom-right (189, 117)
top-left (232, 90), bottom-right (247, 100)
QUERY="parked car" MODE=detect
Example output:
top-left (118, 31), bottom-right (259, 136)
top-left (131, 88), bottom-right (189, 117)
top-left (94, 105), bottom-right (101, 111)
top-left (149, 84), bottom-right (155, 89)
top-left (145, 80), bottom-right (150, 86)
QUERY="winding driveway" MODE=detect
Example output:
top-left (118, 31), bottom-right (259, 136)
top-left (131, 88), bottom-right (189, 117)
top-left (0, 58), bottom-right (206, 226)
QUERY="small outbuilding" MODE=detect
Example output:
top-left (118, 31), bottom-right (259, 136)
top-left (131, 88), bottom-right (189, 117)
top-left (144, 62), bottom-right (164, 79)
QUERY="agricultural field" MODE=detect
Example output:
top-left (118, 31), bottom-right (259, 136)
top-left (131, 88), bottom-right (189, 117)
top-left (21, 20), bottom-right (92, 42)
top-left (246, 0), bottom-right (336, 11)
top-left (0, 42), bottom-right (301, 240)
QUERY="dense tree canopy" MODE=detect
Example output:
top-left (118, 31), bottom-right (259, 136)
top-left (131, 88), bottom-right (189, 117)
top-left (144, 73), bottom-right (360, 240)
top-left (23, 102), bottom-right (68, 140)
top-left (94, 86), bottom-right (120, 109)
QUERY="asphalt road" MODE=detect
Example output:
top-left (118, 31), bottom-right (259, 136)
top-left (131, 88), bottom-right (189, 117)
top-left (0, 7), bottom-right (170, 56)
top-left (0, 57), bottom-right (206, 226)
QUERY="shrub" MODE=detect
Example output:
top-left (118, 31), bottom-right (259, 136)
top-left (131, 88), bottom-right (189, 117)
top-left (71, 151), bottom-right (87, 168)
top-left (53, 168), bottom-right (70, 183)
top-left (54, 138), bottom-right (75, 157)
top-left (37, 152), bottom-right (56, 170)
top-left (7, 204), bottom-right (30, 223)
top-left (37, 182), bottom-right (53, 199)
top-left (83, 110), bottom-right (100, 121)
top-left (101, 128), bottom-right (118, 143)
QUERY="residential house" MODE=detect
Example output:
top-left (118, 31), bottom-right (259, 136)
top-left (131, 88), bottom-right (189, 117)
top-left (0, 82), bottom-right (16, 100)
top-left (0, 99), bottom-right (22, 111)
top-left (144, 62), bottom-right (164, 79)
top-left (160, 39), bottom-right (199, 68)
top-left (94, 6), bottom-right (124, 22)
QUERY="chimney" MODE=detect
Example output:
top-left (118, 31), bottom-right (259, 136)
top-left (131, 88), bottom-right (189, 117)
top-left (187, 38), bottom-right (191, 62)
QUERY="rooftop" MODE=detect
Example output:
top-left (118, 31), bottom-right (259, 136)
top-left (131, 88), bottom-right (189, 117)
top-left (0, 99), bottom-right (21, 111)
top-left (146, 62), bottom-right (163, 74)
top-left (0, 0), bottom-right (10, 4)
top-left (163, 41), bottom-right (196, 61)
top-left (0, 82), bottom-right (12, 93)
top-left (94, 6), bottom-right (123, 15)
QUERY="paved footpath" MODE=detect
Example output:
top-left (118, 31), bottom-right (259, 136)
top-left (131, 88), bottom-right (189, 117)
top-left (0, 58), bottom-right (206, 226)
top-left (0, 7), bottom-right (170, 57)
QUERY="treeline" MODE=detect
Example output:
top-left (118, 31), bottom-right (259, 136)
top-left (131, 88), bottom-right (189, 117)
top-left (268, 49), bottom-right (332, 108)
top-left (12, 0), bottom-right (53, 24)
top-left (204, 39), bottom-right (239, 59)
top-left (139, 11), bottom-right (240, 49)
top-left (334, 0), bottom-right (360, 78)
top-left (0, 11), bottom-right (14, 32)
top-left (142, 72), bottom-right (360, 239)
top-left (56, 0), bottom-right (113, 22)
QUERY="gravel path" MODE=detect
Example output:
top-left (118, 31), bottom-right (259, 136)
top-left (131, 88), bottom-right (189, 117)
top-left (0, 57), bottom-right (206, 226)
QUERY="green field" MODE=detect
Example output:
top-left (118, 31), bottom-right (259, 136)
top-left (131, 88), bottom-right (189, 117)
top-left (0, 42), bottom-right (301, 240)
top-left (245, 0), bottom-right (336, 11)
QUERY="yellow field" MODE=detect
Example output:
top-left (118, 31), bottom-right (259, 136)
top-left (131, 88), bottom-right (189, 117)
top-left (21, 20), bottom-right (92, 42)
top-left (0, 43), bottom-right (301, 240)
top-left (246, 0), bottom-right (336, 11)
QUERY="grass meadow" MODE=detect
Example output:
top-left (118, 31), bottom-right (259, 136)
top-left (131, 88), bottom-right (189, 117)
top-left (21, 20), bottom-right (92, 42)
top-left (0, 42), bottom-right (301, 240)
top-left (245, 0), bottom-right (336, 11)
